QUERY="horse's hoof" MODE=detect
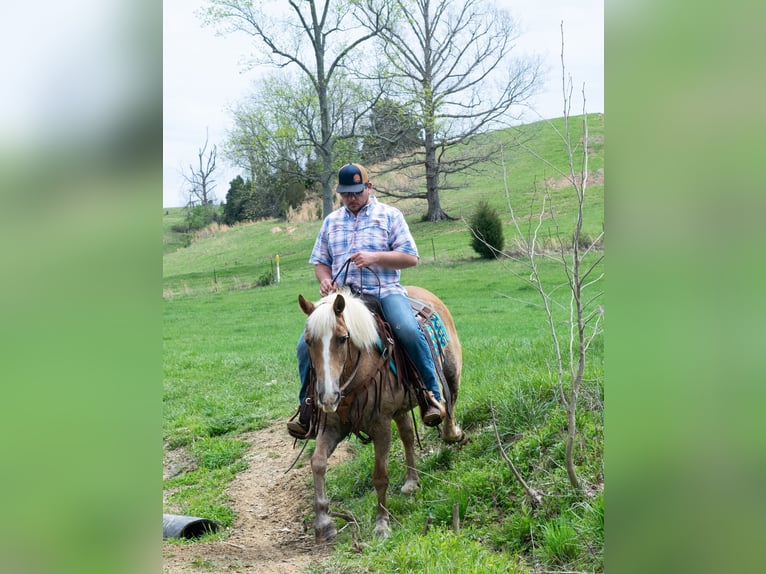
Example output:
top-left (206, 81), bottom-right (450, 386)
top-left (442, 428), bottom-right (469, 445)
top-left (315, 528), bottom-right (337, 545)
top-left (401, 479), bottom-right (419, 496)
top-left (373, 522), bottom-right (389, 539)
top-left (315, 516), bottom-right (337, 544)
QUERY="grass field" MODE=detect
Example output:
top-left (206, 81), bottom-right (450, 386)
top-left (163, 114), bottom-right (604, 572)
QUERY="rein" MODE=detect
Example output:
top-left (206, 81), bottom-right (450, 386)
top-left (338, 336), bottom-right (392, 401)
top-left (328, 260), bottom-right (388, 402)
top-left (338, 345), bottom-right (363, 394)
top-left (334, 325), bottom-right (396, 443)
top-left (332, 257), bottom-right (383, 300)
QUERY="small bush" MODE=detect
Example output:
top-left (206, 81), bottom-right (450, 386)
top-left (186, 204), bottom-right (219, 232)
top-left (469, 201), bottom-right (505, 259)
top-left (255, 268), bottom-right (275, 287)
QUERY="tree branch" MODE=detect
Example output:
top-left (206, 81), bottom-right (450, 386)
top-left (490, 401), bottom-right (542, 507)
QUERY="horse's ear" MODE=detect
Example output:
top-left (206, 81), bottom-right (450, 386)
top-left (333, 294), bottom-right (345, 316)
top-left (298, 294), bottom-right (315, 316)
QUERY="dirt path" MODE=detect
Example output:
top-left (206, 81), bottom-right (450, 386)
top-left (163, 425), bottom-right (352, 573)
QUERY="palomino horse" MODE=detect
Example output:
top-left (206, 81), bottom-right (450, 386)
top-left (297, 286), bottom-right (464, 543)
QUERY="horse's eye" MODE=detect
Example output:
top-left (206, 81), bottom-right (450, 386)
top-left (338, 335), bottom-right (349, 345)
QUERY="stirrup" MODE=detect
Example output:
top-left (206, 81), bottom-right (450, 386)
top-left (287, 420), bottom-right (311, 439)
top-left (287, 399), bottom-right (316, 439)
top-left (421, 392), bottom-right (446, 427)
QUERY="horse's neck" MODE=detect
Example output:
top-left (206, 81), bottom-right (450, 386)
top-left (344, 343), bottom-right (389, 390)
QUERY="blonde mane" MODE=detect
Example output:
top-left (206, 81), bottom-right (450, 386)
top-left (306, 288), bottom-right (379, 351)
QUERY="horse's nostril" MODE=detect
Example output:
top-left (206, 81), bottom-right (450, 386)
top-left (317, 388), bottom-right (341, 412)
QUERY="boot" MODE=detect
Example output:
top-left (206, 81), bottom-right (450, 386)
top-left (287, 398), bottom-right (316, 439)
top-left (421, 392), bottom-right (446, 427)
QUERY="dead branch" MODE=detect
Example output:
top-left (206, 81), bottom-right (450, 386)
top-left (489, 401), bottom-right (542, 507)
top-left (331, 509), bottom-right (362, 550)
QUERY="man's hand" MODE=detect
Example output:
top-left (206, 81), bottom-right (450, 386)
top-left (348, 251), bottom-right (378, 269)
top-left (319, 277), bottom-right (337, 297)
top-left (349, 250), bottom-right (418, 270)
top-left (315, 263), bottom-right (336, 297)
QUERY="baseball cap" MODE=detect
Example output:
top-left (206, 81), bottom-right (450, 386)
top-left (336, 163), bottom-right (369, 194)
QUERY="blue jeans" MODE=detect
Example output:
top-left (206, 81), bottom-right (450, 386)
top-left (296, 333), bottom-right (311, 403)
top-left (296, 293), bottom-right (442, 403)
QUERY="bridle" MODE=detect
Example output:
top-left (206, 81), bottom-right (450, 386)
top-left (337, 316), bottom-right (393, 397)
top-left (325, 257), bottom-right (386, 397)
top-left (338, 343), bottom-right (363, 395)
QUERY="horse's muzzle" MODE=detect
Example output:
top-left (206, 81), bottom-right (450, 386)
top-left (317, 388), bottom-right (341, 413)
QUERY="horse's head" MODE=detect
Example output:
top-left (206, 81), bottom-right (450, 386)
top-left (298, 289), bottom-right (378, 413)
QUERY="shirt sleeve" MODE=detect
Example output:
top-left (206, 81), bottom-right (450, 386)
top-left (309, 217), bottom-right (332, 266)
top-left (388, 209), bottom-right (419, 258)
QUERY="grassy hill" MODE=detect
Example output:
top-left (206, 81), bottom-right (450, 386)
top-left (163, 114), bottom-right (603, 292)
top-left (163, 114), bottom-right (604, 572)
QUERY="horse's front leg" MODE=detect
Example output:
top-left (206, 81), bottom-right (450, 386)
top-left (371, 426), bottom-right (393, 538)
top-left (311, 429), bottom-right (341, 544)
top-left (394, 411), bottom-right (419, 495)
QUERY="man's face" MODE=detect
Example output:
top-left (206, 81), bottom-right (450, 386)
top-left (339, 184), bottom-right (371, 214)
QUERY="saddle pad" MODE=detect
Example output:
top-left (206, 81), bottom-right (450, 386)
top-left (375, 298), bottom-right (450, 375)
top-left (408, 298), bottom-right (451, 353)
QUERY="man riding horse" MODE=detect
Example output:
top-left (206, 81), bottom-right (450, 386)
top-left (287, 163), bottom-right (445, 439)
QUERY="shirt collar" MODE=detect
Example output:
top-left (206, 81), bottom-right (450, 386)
top-left (343, 195), bottom-right (376, 218)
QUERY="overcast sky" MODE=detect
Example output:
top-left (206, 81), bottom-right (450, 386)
top-left (163, 0), bottom-right (604, 208)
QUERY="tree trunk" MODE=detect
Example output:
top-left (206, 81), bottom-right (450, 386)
top-left (321, 168), bottom-right (334, 219)
top-left (423, 131), bottom-right (448, 221)
top-left (425, 187), bottom-right (446, 221)
top-left (315, 12), bottom-right (334, 220)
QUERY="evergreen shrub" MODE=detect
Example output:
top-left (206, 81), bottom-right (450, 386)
top-left (469, 200), bottom-right (505, 259)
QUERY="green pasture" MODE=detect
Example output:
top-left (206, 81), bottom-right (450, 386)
top-left (163, 115), bottom-right (604, 572)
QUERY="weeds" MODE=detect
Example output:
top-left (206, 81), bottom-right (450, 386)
top-left (537, 516), bottom-right (580, 565)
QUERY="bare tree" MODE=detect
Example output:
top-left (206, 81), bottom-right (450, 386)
top-left (501, 24), bottom-right (604, 491)
top-left (368, 0), bottom-right (541, 221)
top-left (183, 131), bottom-right (218, 208)
top-left (204, 0), bottom-right (392, 218)
top-left (225, 70), bottom-right (380, 198)
top-left (226, 75), bottom-right (310, 186)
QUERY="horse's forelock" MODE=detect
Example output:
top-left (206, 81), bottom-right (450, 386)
top-left (342, 294), bottom-right (379, 350)
top-left (305, 296), bottom-right (337, 339)
top-left (305, 289), bottom-right (378, 350)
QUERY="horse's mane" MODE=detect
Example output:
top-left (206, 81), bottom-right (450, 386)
top-left (306, 288), bottom-right (379, 351)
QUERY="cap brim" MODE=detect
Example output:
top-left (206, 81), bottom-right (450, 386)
top-left (336, 183), bottom-right (365, 193)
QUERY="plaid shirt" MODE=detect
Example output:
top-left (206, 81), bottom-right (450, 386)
top-left (309, 196), bottom-right (419, 298)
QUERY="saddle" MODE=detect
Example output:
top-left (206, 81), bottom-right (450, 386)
top-left (359, 294), bottom-right (454, 420)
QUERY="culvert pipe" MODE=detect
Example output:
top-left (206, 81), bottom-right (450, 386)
top-left (162, 514), bottom-right (220, 539)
